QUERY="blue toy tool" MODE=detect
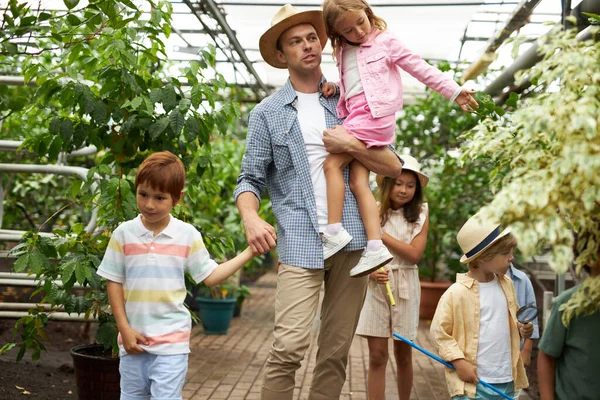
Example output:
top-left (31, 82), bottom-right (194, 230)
top-left (393, 333), bottom-right (513, 400)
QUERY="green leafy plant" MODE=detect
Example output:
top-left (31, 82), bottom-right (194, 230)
top-left (0, 0), bottom-right (241, 359)
top-left (462, 25), bottom-right (600, 322)
top-left (396, 82), bottom-right (506, 281)
top-left (195, 281), bottom-right (250, 301)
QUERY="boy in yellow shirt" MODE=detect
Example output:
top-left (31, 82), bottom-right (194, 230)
top-left (430, 212), bottom-right (533, 399)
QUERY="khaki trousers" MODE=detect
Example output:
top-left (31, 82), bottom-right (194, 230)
top-left (261, 250), bottom-right (368, 400)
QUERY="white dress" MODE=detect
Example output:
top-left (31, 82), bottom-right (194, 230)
top-left (356, 203), bottom-right (428, 340)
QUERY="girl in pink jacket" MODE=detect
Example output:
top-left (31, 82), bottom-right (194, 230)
top-left (321, 0), bottom-right (478, 278)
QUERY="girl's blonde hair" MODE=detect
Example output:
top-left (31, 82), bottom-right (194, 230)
top-left (376, 172), bottom-right (423, 227)
top-left (467, 233), bottom-right (518, 269)
top-left (322, 0), bottom-right (387, 59)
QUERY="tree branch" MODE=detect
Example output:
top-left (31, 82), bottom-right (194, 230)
top-left (38, 201), bottom-right (76, 233)
top-left (15, 203), bottom-right (36, 229)
top-left (0, 110), bottom-right (16, 122)
top-left (0, 46), bottom-right (60, 56)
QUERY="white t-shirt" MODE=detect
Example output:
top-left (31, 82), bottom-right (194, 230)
top-left (295, 91), bottom-right (329, 232)
top-left (476, 276), bottom-right (513, 383)
top-left (342, 45), bottom-right (364, 100)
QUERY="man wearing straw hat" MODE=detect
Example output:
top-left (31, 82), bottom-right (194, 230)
top-left (234, 4), bottom-right (403, 399)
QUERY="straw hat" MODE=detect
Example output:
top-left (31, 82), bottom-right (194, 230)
top-left (457, 212), bottom-right (512, 263)
top-left (259, 4), bottom-right (328, 69)
top-left (400, 155), bottom-right (429, 189)
top-left (376, 154), bottom-right (429, 190)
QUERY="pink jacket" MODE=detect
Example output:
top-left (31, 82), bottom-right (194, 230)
top-left (335, 30), bottom-right (460, 119)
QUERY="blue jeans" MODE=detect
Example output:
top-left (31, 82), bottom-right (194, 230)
top-left (119, 352), bottom-right (188, 400)
top-left (453, 381), bottom-right (516, 400)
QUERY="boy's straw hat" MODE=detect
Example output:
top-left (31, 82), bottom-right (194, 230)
top-left (377, 154), bottom-right (429, 189)
top-left (457, 212), bottom-right (512, 263)
top-left (259, 4), bottom-right (328, 69)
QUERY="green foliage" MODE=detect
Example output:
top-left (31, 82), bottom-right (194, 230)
top-left (559, 276), bottom-right (600, 327)
top-left (1, 0), bottom-right (243, 359)
top-left (462, 26), bottom-right (600, 320)
top-left (195, 281), bottom-right (251, 301)
top-left (396, 88), bottom-right (505, 281)
top-left (184, 137), bottom-right (274, 272)
top-left (582, 12), bottom-right (600, 25)
top-left (181, 136), bottom-right (274, 303)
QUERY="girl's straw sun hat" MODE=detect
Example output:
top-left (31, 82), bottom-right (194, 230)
top-left (377, 154), bottom-right (429, 189)
top-left (259, 4), bottom-right (328, 69)
top-left (457, 212), bottom-right (512, 264)
top-left (400, 154), bottom-right (429, 189)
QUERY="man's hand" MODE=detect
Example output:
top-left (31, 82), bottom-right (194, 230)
top-left (121, 326), bottom-right (148, 354)
top-left (323, 125), bottom-right (356, 154)
top-left (454, 88), bottom-right (479, 113)
top-left (369, 268), bottom-right (389, 284)
top-left (521, 348), bottom-right (532, 367)
top-left (452, 359), bottom-right (479, 384)
top-left (322, 82), bottom-right (336, 98)
top-left (518, 321), bottom-right (534, 339)
top-left (243, 214), bottom-right (277, 255)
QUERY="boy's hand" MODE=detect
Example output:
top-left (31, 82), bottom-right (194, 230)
top-left (369, 268), bottom-right (389, 284)
top-left (322, 82), bottom-right (336, 98)
top-left (121, 326), bottom-right (149, 354)
top-left (452, 358), bottom-right (478, 384)
top-left (243, 214), bottom-right (277, 255)
top-left (521, 348), bottom-right (532, 367)
top-left (455, 88), bottom-right (479, 112)
top-left (518, 321), bottom-right (534, 339)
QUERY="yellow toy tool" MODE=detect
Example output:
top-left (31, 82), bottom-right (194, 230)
top-left (382, 267), bottom-right (396, 306)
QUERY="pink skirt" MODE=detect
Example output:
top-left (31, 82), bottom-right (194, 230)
top-left (343, 92), bottom-right (396, 148)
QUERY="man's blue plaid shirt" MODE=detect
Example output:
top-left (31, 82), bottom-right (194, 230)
top-left (234, 77), bottom-right (399, 269)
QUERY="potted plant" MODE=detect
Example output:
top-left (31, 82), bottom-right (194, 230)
top-left (395, 73), bottom-right (505, 319)
top-left (194, 281), bottom-right (247, 334)
top-left (0, 0), bottom-right (241, 398)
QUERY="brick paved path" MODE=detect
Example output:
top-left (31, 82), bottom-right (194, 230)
top-left (183, 272), bottom-right (450, 400)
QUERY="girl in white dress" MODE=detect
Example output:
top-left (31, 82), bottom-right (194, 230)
top-left (356, 154), bottom-right (429, 400)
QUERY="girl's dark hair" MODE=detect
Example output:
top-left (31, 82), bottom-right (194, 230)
top-left (377, 171), bottom-right (423, 227)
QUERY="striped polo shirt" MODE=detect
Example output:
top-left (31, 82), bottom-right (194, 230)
top-left (97, 215), bottom-right (218, 357)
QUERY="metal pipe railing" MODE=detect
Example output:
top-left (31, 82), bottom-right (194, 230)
top-left (0, 272), bottom-right (34, 279)
top-left (0, 311), bottom-right (96, 321)
top-left (0, 163), bottom-right (99, 234)
top-left (0, 140), bottom-right (97, 158)
top-left (0, 303), bottom-right (57, 311)
top-left (0, 278), bottom-right (85, 289)
top-left (0, 229), bottom-right (54, 242)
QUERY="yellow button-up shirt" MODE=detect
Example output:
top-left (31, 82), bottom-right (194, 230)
top-left (430, 273), bottom-right (528, 398)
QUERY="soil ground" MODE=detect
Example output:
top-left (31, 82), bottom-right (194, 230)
top-left (0, 319), bottom-right (87, 400)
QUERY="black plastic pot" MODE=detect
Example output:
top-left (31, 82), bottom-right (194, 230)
top-left (70, 344), bottom-right (120, 399)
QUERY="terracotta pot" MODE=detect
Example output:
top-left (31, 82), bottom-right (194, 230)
top-left (419, 280), bottom-right (452, 320)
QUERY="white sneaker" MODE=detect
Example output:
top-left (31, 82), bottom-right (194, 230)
top-left (350, 246), bottom-right (394, 277)
top-left (322, 228), bottom-right (353, 259)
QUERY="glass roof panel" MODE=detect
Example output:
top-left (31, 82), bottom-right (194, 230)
top-left (166, 0), bottom-right (562, 101)
top-left (4, 0), bottom-right (563, 101)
